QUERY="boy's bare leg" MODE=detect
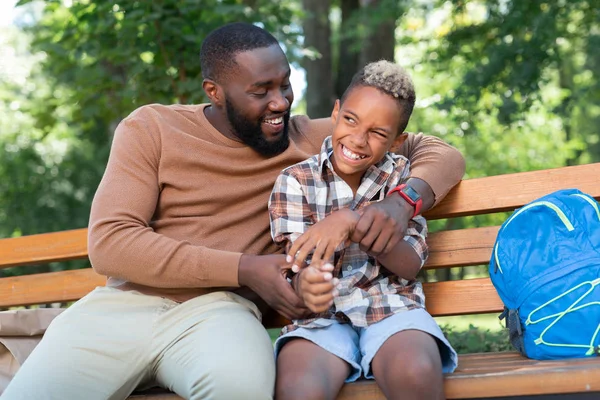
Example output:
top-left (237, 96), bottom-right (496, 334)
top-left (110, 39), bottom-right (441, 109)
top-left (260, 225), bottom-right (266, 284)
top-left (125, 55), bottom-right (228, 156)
top-left (276, 338), bottom-right (350, 400)
top-left (371, 329), bottom-right (445, 400)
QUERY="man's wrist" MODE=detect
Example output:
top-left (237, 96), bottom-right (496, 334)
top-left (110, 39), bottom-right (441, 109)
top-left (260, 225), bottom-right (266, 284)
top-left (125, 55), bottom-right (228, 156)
top-left (238, 254), bottom-right (254, 288)
top-left (387, 183), bottom-right (423, 217)
top-left (389, 193), bottom-right (415, 218)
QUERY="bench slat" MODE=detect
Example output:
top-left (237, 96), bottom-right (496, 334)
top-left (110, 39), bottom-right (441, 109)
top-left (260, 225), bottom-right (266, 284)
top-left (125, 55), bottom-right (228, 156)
top-left (0, 228), bottom-right (88, 269)
top-left (263, 277), bottom-right (502, 328)
top-left (0, 269), bottom-right (105, 307)
top-left (275, 277), bottom-right (501, 326)
top-left (426, 226), bottom-right (497, 269)
top-left (425, 163), bottom-right (600, 219)
top-left (424, 277), bottom-right (502, 316)
top-left (0, 268), bottom-right (502, 318)
top-left (0, 226), bottom-right (498, 270)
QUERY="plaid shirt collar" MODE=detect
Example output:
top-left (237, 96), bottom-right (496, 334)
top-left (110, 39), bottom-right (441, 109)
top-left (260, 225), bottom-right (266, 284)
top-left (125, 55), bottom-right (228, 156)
top-left (317, 136), bottom-right (402, 183)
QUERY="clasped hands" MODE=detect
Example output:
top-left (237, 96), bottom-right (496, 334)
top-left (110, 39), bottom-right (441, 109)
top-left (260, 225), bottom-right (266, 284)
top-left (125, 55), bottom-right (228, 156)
top-left (287, 208), bottom-right (359, 313)
top-left (287, 196), bottom-right (412, 314)
top-left (239, 196), bottom-right (411, 319)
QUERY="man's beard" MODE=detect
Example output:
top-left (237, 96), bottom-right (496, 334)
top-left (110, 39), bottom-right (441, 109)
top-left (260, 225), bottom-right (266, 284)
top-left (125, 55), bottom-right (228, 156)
top-left (225, 98), bottom-right (290, 157)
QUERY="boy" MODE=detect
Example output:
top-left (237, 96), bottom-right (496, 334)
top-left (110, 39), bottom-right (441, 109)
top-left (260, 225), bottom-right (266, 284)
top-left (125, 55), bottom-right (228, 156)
top-left (268, 60), bottom-right (457, 400)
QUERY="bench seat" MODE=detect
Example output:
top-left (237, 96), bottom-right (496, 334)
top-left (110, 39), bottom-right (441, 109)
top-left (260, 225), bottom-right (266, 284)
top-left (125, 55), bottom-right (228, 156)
top-left (128, 352), bottom-right (600, 399)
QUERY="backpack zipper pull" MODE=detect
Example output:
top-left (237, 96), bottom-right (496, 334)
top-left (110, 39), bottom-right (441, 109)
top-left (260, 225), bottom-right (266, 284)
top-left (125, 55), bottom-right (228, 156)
top-left (499, 307), bottom-right (508, 321)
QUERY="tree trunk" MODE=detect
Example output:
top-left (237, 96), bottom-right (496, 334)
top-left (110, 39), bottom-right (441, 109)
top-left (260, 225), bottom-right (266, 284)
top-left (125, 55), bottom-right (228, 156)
top-left (359, 0), bottom-right (398, 66)
top-left (335, 0), bottom-right (361, 98)
top-left (302, 0), bottom-right (335, 118)
top-left (557, 48), bottom-right (580, 166)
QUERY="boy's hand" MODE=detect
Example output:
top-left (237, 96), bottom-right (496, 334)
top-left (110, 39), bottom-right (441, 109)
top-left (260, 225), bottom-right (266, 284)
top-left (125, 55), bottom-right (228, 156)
top-left (288, 208), bottom-right (360, 272)
top-left (295, 262), bottom-right (339, 314)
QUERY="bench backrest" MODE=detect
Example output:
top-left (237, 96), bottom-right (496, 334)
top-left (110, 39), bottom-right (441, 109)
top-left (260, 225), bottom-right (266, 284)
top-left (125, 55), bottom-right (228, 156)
top-left (1, 163), bottom-right (599, 327)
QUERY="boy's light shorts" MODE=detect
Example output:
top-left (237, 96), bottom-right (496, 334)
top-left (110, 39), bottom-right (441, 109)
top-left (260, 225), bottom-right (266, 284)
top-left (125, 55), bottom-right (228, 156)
top-left (274, 308), bottom-right (458, 382)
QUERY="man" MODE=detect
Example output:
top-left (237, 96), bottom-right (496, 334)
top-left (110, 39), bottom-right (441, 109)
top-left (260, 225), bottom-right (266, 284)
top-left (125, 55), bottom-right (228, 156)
top-left (3, 23), bottom-right (465, 400)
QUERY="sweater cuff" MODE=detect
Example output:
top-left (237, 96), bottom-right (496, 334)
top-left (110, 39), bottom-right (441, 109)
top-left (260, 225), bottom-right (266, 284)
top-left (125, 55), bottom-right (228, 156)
top-left (204, 249), bottom-right (243, 287)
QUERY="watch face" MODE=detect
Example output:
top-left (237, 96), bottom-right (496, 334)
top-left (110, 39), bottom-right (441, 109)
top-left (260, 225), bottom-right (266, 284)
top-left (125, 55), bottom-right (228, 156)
top-left (402, 185), bottom-right (421, 202)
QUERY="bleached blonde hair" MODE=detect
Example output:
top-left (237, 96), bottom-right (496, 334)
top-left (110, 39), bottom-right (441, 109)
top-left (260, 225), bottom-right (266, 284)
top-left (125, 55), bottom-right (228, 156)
top-left (341, 60), bottom-right (416, 132)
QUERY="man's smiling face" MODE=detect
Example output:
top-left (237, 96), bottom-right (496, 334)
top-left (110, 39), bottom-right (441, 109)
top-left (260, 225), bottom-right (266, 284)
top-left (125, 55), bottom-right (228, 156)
top-left (221, 44), bottom-right (294, 157)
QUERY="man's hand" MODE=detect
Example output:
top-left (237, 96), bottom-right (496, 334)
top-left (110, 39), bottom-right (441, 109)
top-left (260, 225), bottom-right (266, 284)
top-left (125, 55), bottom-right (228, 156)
top-left (295, 262), bottom-right (339, 314)
top-left (238, 254), bottom-right (310, 320)
top-left (288, 208), bottom-right (360, 272)
top-left (351, 195), bottom-right (413, 257)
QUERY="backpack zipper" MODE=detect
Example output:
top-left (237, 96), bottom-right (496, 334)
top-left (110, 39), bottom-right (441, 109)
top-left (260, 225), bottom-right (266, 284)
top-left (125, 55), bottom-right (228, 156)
top-left (571, 193), bottom-right (600, 220)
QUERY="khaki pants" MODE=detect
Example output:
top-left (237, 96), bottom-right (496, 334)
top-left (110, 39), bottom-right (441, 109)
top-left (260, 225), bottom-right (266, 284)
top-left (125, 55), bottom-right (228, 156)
top-left (1, 287), bottom-right (275, 400)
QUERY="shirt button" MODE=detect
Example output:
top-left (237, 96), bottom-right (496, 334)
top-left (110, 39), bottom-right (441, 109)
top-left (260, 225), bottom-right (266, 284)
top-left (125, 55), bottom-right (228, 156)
top-left (346, 266), bottom-right (352, 271)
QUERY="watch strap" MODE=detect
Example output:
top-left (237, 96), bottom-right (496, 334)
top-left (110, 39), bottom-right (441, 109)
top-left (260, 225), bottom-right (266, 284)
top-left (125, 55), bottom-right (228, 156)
top-left (387, 183), bottom-right (423, 218)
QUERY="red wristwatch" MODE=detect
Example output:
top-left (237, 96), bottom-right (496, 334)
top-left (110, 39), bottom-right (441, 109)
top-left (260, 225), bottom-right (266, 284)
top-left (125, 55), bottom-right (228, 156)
top-left (387, 183), bottom-right (423, 218)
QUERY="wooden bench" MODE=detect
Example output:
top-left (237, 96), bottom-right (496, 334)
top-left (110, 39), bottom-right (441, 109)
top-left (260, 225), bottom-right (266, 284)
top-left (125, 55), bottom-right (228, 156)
top-left (2, 163), bottom-right (600, 399)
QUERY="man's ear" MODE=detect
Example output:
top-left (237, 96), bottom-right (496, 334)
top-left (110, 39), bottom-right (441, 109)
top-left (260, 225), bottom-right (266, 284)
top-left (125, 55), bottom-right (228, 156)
top-left (202, 79), bottom-right (223, 107)
top-left (331, 100), bottom-right (341, 124)
top-left (390, 132), bottom-right (408, 153)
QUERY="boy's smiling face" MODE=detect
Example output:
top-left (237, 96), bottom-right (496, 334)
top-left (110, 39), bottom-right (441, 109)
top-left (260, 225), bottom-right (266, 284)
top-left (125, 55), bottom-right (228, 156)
top-left (330, 85), bottom-right (408, 190)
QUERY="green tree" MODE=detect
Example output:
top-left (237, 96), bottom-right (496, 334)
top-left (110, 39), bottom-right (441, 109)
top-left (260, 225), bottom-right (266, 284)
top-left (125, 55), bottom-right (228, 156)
top-left (433, 0), bottom-right (600, 165)
top-left (1, 0), bottom-right (300, 242)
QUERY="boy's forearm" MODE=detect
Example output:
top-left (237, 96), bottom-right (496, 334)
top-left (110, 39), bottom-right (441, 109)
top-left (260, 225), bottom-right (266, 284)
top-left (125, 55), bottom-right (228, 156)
top-left (376, 240), bottom-right (422, 280)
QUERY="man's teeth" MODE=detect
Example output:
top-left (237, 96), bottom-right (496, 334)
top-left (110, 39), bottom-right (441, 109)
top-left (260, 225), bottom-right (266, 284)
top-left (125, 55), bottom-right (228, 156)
top-left (264, 117), bottom-right (283, 125)
top-left (342, 145), bottom-right (367, 160)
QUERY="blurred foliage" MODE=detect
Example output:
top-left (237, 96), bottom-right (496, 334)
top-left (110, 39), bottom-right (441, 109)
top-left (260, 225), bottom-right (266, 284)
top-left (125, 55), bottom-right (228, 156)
top-left (420, 0), bottom-right (600, 165)
top-left (441, 323), bottom-right (512, 354)
top-left (1, 0), bottom-right (301, 242)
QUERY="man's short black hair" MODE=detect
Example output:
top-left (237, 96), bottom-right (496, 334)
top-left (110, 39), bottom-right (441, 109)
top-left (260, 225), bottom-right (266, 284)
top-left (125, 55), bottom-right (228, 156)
top-left (200, 22), bottom-right (279, 83)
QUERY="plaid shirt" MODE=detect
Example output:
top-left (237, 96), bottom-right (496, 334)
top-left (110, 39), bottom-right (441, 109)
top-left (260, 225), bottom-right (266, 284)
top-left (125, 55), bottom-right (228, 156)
top-left (269, 136), bottom-right (428, 334)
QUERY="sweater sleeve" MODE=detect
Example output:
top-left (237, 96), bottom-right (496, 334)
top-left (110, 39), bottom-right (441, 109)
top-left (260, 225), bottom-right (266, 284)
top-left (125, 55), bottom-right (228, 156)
top-left (399, 132), bottom-right (466, 206)
top-left (88, 107), bottom-right (241, 289)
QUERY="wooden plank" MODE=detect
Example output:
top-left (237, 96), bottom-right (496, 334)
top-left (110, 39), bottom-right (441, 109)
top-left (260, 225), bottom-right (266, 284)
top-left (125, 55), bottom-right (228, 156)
top-left (0, 224), bottom-right (498, 272)
top-left (0, 268), bottom-right (105, 307)
top-left (424, 278), bottom-right (503, 316)
top-left (445, 354), bottom-right (600, 399)
top-left (0, 228), bottom-right (88, 269)
top-left (0, 270), bottom-right (502, 317)
top-left (337, 352), bottom-right (600, 399)
top-left (263, 277), bottom-right (502, 328)
top-left (425, 163), bottom-right (600, 220)
top-left (425, 226), bottom-right (498, 269)
top-left (0, 225), bottom-right (499, 271)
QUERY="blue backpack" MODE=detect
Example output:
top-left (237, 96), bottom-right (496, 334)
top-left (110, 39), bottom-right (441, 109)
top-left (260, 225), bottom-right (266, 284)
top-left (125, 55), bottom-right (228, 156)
top-left (489, 188), bottom-right (600, 360)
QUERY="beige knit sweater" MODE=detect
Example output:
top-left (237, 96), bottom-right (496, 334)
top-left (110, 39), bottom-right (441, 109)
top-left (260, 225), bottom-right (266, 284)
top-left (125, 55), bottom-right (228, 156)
top-left (88, 104), bottom-right (465, 302)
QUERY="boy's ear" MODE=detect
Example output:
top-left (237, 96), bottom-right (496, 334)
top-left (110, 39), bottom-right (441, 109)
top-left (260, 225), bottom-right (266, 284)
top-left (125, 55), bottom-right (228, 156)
top-left (203, 79), bottom-right (223, 107)
top-left (390, 132), bottom-right (408, 153)
top-left (331, 100), bottom-right (341, 124)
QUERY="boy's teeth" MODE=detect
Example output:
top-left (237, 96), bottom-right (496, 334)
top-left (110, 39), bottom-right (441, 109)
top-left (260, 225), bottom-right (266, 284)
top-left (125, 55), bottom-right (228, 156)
top-left (342, 145), bottom-right (366, 160)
